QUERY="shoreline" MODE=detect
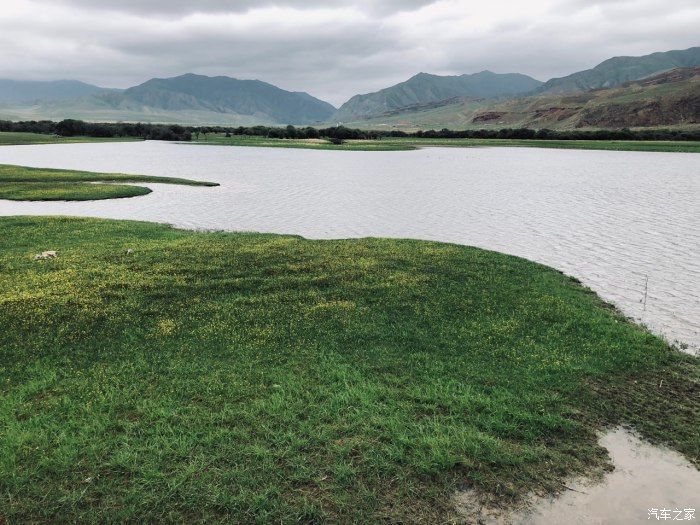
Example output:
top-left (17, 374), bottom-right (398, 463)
top-left (2, 131), bottom-right (699, 153)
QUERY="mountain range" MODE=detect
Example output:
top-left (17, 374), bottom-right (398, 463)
top-left (0, 46), bottom-right (697, 128)
top-left (346, 67), bottom-right (698, 131)
top-left (333, 71), bottom-right (542, 121)
top-left (0, 74), bottom-right (336, 125)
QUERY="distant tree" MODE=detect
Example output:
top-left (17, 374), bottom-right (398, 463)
top-left (303, 127), bottom-right (320, 139)
top-left (56, 119), bottom-right (87, 137)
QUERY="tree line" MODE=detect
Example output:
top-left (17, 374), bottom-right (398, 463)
top-left (0, 119), bottom-right (194, 141)
top-left (1, 119), bottom-right (698, 142)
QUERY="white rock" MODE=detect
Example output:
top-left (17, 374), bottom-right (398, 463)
top-left (34, 250), bottom-right (57, 260)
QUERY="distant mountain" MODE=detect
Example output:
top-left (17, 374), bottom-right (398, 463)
top-left (0, 79), bottom-right (108, 104)
top-left (113, 74), bottom-right (336, 124)
top-left (1, 46), bottom-right (698, 127)
top-left (338, 67), bottom-right (699, 131)
top-left (537, 46), bottom-right (700, 94)
top-left (0, 74), bottom-right (336, 125)
top-left (333, 71), bottom-right (543, 121)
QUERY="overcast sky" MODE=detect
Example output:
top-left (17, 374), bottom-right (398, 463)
top-left (1, 0), bottom-right (698, 106)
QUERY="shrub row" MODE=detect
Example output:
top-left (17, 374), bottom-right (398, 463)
top-left (1, 119), bottom-right (698, 142)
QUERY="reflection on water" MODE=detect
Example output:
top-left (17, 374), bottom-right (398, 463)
top-left (455, 427), bottom-right (700, 524)
top-left (0, 141), bottom-right (698, 353)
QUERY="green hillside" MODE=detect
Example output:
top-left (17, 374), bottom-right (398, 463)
top-left (333, 71), bottom-right (542, 121)
top-left (538, 46), bottom-right (700, 94)
top-left (0, 103), bottom-right (279, 126)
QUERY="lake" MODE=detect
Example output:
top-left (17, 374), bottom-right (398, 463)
top-left (0, 141), bottom-right (698, 354)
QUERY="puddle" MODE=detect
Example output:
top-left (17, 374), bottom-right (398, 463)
top-left (455, 427), bottom-right (700, 524)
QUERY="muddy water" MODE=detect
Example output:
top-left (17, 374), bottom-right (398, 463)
top-left (514, 428), bottom-right (700, 524)
top-left (0, 141), bottom-right (698, 353)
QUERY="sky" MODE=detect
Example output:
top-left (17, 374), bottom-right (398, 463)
top-left (0, 0), bottom-right (698, 106)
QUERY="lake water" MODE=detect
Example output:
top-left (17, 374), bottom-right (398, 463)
top-left (0, 141), bottom-right (698, 354)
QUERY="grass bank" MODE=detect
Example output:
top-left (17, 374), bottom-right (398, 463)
top-left (194, 134), bottom-right (414, 151)
top-left (1, 216), bottom-right (697, 523)
top-left (3, 131), bottom-right (697, 152)
top-left (0, 132), bottom-right (142, 146)
top-left (392, 137), bottom-right (700, 153)
top-left (0, 164), bottom-right (218, 201)
top-left (195, 134), bottom-right (700, 153)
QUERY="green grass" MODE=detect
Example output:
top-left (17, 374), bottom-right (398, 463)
top-left (392, 137), bottom-right (700, 153)
top-left (4, 131), bottom-right (697, 152)
top-left (0, 164), bottom-right (219, 201)
top-left (194, 134), bottom-right (415, 151)
top-left (195, 134), bottom-right (700, 153)
top-left (0, 182), bottom-right (151, 201)
top-left (0, 132), bottom-right (142, 146)
top-left (1, 216), bottom-right (697, 523)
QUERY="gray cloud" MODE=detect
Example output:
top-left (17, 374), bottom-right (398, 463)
top-left (41, 0), bottom-right (437, 15)
top-left (1, 0), bottom-right (698, 105)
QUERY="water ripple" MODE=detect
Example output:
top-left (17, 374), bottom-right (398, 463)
top-left (0, 142), bottom-right (698, 354)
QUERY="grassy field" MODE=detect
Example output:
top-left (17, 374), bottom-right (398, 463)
top-left (0, 164), bottom-right (218, 201)
top-left (194, 134), bottom-right (414, 151)
top-left (1, 216), bottom-right (697, 522)
top-left (391, 137), bottom-right (700, 153)
top-left (195, 134), bottom-right (700, 153)
top-left (2, 131), bottom-right (697, 152)
top-left (0, 132), bottom-right (142, 146)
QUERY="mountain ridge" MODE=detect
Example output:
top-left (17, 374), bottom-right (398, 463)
top-left (536, 46), bottom-right (700, 94)
top-left (112, 74), bottom-right (336, 124)
top-left (0, 79), bottom-right (110, 104)
top-left (0, 74), bottom-right (336, 125)
top-left (0, 46), bottom-right (698, 127)
top-left (333, 70), bottom-right (543, 121)
top-left (337, 67), bottom-right (700, 131)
